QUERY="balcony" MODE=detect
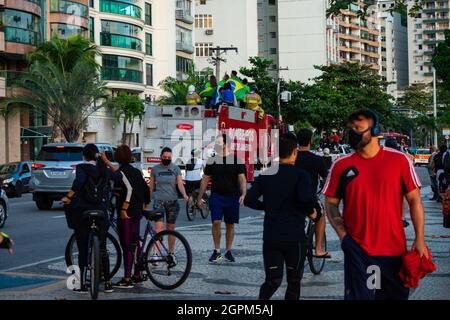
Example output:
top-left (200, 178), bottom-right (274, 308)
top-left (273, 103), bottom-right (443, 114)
top-left (0, 70), bottom-right (29, 97)
top-left (176, 9), bottom-right (194, 24)
top-left (0, 75), bottom-right (5, 98)
top-left (176, 41), bottom-right (194, 53)
top-left (0, 31), bottom-right (4, 52)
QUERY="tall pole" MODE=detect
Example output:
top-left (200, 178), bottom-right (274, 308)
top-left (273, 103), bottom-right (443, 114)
top-left (275, 67), bottom-right (289, 123)
top-left (433, 67), bottom-right (438, 147)
top-left (215, 46), bottom-right (221, 79)
top-left (209, 46), bottom-right (238, 80)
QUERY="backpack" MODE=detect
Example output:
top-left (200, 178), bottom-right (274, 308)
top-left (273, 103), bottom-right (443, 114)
top-left (82, 170), bottom-right (108, 205)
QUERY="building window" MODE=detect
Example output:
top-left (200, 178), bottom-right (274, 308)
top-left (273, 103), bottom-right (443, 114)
top-left (269, 0), bottom-right (276, 5)
top-left (270, 32), bottom-right (276, 38)
top-left (145, 33), bottom-right (152, 55)
top-left (89, 0), bottom-right (94, 8)
top-left (269, 15), bottom-right (276, 22)
top-left (1, 9), bottom-right (41, 46)
top-left (195, 14), bottom-right (213, 28)
top-left (270, 47), bottom-right (277, 54)
top-left (176, 26), bottom-right (193, 53)
top-left (50, 0), bottom-right (89, 17)
top-left (415, 23), bottom-right (422, 29)
top-left (200, 0), bottom-right (206, 4)
top-left (100, 0), bottom-right (142, 19)
top-left (176, 56), bottom-right (192, 74)
top-left (146, 63), bottom-right (153, 86)
top-left (51, 23), bottom-right (87, 39)
top-left (102, 54), bottom-right (143, 83)
top-left (100, 20), bottom-right (142, 51)
top-left (89, 17), bottom-right (94, 42)
top-left (195, 42), bottom-right (213, 57)
top-left (145, 2), bottom-right (152, 26)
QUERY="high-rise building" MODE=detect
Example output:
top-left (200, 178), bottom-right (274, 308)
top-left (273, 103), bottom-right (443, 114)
top-left (408, 0), bottom-right (449, 84)
top-left (175, 0), bottom-right (194, 80)
top-left (194, 0), bottom-right (258, 79)
top-left (0, 0), bottom-right (90, 162)
top-left (378, 0), bottom-right (409, 98)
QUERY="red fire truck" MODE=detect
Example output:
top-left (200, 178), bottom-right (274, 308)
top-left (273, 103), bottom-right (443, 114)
top-left (140, 104), bottom-right (281, 182)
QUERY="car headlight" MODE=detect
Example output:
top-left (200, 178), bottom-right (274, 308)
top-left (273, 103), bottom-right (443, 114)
top-left (3, 178), bottom-right (13, 184)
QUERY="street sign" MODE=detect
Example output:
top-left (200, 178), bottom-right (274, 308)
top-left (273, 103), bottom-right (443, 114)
top-left (443, 128), bottom-right (450, 136)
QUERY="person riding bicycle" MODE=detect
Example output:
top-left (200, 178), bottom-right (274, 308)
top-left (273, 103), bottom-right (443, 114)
top-left (245, 133), bottom-right (317, 300)
top-left (185, 148), bottom-right (205, 198)
top-left (102, 145), bottom-right (151, 289)
top-left (62, 144), bottom-right (113, 294)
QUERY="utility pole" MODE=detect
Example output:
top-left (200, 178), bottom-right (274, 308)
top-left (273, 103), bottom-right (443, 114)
top-left (432, 67), bottom-right (438, 147)
top-left (209, 46), bottom-right (238, 79)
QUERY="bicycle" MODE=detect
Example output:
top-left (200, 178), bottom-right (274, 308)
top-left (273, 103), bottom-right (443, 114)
top-left (133, 209), bottom-right (192, 290)
top-left (186, 189), bottom-right (210, 221)
top-left (81, 210), bottom-right (106, 300)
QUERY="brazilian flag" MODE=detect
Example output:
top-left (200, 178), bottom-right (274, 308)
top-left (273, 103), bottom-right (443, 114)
top-left (230, 76), bottom-right (247, 101)
top-left (199, 82), bottom-right (216, 98)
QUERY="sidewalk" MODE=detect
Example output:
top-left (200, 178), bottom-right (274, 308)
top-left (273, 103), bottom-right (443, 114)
top-left (0, 187), bottom-right (448, 300)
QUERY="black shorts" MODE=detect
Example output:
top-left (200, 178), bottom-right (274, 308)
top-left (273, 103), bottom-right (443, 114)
top-left (185, 180), bottom-right (201, 195)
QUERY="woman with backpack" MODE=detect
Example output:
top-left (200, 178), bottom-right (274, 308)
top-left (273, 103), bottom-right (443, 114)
top-left (62, 144), bottom-right (113, 294)
top-left (102, 145), bottom-right (151, 289)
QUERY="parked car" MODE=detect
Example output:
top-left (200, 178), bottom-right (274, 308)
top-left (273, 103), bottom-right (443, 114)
top-left (0, 162), bottom-right (32, 198)
top-left (30, 143), bottom-right (116, 210)
top-left (413, 148), bottom-right (432, 167)
top-left (0, 188), bottom-right (9, 228)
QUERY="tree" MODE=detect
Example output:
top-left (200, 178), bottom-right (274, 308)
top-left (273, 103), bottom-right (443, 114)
top-left (157, 65), bottom-right (212, 106)
top-left (107, 92), bottom-right (145, 145)
top-left (396, 83), bottom-right (432, 114)
top-left (432, 30), bottom-right (450, 91)
top-left (327, 0), bottom-right (422, 18)
top-left (3, 35), bottom-right (106, 142)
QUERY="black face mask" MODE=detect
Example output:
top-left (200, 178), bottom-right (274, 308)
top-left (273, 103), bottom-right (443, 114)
top-left (161, 159), bottom-right (172, 166)
top-left (348, 129), bottom-right (370, 150)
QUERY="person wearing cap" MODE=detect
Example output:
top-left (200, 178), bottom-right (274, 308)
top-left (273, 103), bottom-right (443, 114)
top-left (322, 148), bottom-right (333, 172)
top-left (244, 85), bottom-right (264, 119)
top-left (186, 85), bottom-right (201, 106)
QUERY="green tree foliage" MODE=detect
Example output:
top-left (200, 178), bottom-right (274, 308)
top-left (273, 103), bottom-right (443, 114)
top-left (327, 0), bottom-right (422, 18)
top-left (3, 35), bottom-right (106, 142)
top-left (397, 83), bottom-right (432, 114)
top-left (106, 92), bottom-right (145, 145)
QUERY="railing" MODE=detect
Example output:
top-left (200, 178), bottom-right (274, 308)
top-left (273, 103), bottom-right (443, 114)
top-left (175, 9), bottom-right (194, 24)
top-left (176, 41), bottom-right (194, 53)
top-left (2, 27), bottom-right (40, 46)
top-left (100, 32), bottom-right (142, 51)
top-left (102, 67), bottom-right (143, 83)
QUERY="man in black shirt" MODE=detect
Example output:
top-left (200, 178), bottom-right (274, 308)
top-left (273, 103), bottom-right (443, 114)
top-left (197, 133), bottom-right (247, 263)
top-left (245, 133), bottom-right (317, 300)
top-left (295, 128), bottom-right (330, 258)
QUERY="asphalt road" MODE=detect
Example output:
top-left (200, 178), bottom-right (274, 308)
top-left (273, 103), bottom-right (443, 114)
top-left (0, 167), bottom-right (432, 273)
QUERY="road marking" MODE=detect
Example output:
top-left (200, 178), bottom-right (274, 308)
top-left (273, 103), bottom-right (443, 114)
top-left (0, 255), bottom-right (65, 273)
top-left (52, 215), bottom-right (66, 219)
top-left (176, 215), bottom-right (260, 231)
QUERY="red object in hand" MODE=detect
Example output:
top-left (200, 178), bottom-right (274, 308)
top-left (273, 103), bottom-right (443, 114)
top-left (398, 247), bottom-right (436, 289)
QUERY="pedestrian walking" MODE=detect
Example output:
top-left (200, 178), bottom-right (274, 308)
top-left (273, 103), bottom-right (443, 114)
top-left (102, 145), bottom-right (151, 288)
top-left (322, 148), bottom-right (333, 172)
top-left (324, 109), bottom-right (429, 300)
top-left (428, 146), bottom-right (439, 201)
top-left (149, 147), bottom-right (189, 251)
top-left (245, 133), bottom-right (317, 300)
top-left (197, 133), bottom-right (247, 263)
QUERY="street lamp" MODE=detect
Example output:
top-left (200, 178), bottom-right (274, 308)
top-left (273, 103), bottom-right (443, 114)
top-left (432, 67), bottom-right (438, 147)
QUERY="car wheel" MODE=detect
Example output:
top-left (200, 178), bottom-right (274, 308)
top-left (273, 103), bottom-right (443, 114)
top-left (0, 201), bottom-right (7, 228)
top-left (15, 181), bottom-right (23, 198)
top-left (36, 198), bottom-right (53, 210)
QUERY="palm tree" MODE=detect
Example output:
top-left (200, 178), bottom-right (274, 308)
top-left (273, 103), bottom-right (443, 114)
top-left (4, 35), bottom-right (107, 142)
top-left (106, 92), bottom-right (145, 145)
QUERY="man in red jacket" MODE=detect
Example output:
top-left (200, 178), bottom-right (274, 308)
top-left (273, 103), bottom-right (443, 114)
top-left (324, 110), bottom-right (429, 300)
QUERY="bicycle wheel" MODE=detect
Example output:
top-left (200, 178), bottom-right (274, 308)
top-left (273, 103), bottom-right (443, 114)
top-left (200, 195), bottom-right (210, 219)
top-left (88, 233), bottom-right (100, 300)
top-left (65, 233), bottom-right (122, 279)
top-left (185, 195), bottom-right (196, 221)
top-left (144, 230), bottom-right (192, 290)
top-left (307, 225), bottom-right (327, 275)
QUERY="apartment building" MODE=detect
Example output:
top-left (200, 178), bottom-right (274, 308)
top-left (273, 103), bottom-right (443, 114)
top-left (175, 0), bottom-right (194, 80)
top-left (408, 0), bottom-right (450, 84)
top-left (194, 0), bottom-right (258, 79)
top-left (378, 0), bottom-right (409, 98)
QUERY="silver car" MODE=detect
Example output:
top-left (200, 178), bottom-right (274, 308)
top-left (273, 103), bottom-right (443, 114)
top-left (0, 188), bottom-right (9, 228)
top-left (30, 143), bottom-right (116, 210)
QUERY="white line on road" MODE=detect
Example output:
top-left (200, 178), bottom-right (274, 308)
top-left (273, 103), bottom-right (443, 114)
top-left (52, 215), bottom-right (66, 219)
top-left (0, 215), bottom-right (263, 273)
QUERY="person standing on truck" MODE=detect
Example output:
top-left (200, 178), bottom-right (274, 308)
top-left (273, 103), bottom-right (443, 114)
top-left (244, 86), bottom-right (264, 119)
top-left (186, 85), bottom-right (201, 106)
top-left (200, 75), bottom-right (219, 108)
top-left (222, 82), bottom-right (237, 106)
top-left (149, 148), bottom-right (189, 252)
top-left (197, 133), bottom-right (247, 263)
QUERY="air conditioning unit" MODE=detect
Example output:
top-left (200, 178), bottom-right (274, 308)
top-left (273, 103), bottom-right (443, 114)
top-left (205, 29), bottom-right (214, 35)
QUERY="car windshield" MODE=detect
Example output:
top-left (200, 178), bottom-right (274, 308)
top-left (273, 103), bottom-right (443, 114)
top-left (416, 149), bottom-right (430, 155)
top-left (37, 146), bottom-right (83, 161)
top-left (0, 163), bottom-right (19, 174)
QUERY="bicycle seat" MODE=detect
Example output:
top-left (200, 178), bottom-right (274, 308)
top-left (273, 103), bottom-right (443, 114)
top-left (142, 209), bottom-right (164, 221)
top-left (83, 210), bottom-right (106, 219)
